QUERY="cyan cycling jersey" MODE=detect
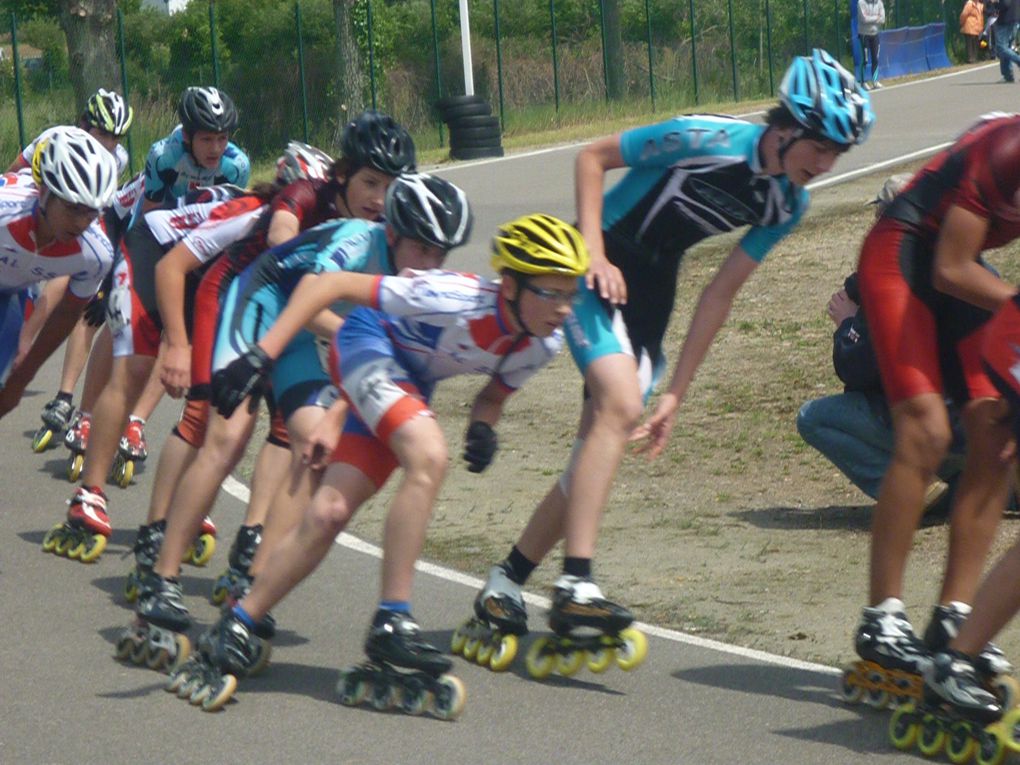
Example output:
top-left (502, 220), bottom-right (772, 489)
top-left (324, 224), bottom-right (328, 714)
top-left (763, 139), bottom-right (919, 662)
top-left (143, 125), bottom-right (250, 206)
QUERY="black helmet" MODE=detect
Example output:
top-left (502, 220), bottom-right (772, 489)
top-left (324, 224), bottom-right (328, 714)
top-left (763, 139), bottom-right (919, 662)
top-left (340, 109), bottom-right (416, 177)
top-left (178, 86), bottom-right (239, 135)
top-left (384, 173), bottom-right (472, 249)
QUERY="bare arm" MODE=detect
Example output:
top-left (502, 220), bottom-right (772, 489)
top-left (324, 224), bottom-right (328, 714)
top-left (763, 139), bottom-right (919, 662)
top-left (468, 376), bottom-right (511, 426)
top-left (933, 204), bottom-right (1015, 312)
top-left (155, 241), bottom-right (203, 397)
top-left (575, 134), bottom-right (628, 305)
top-left (266, 209), bottom-right (300, 249)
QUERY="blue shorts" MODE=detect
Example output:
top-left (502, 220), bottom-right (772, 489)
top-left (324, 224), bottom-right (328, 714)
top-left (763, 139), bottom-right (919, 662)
top-left (0, 290), bottom-right (28, 386)
top-left (269, 329), bottom-right (336, 421)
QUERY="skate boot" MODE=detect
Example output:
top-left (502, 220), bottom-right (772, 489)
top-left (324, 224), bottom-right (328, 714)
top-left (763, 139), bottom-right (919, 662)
top-left (115, 573), bottom-right (192, 672)
top-left (451, 563), bottom-right (528, 672)
top-left (42, 485), bottom-right (110, 562)
top-left (32, 397), bottom-right (74, 453)
top-left (183, 515), bottom-right (217, 567)
top-left (336, 610), bottom-right (466, 720)
top-left (889, 650), bottom-right (1020, 760)
top-left (63, 411), bottom-right (90, 482)
top-left (166, 607), bottom-right (273, 712)
top-left (211, 524), bottom-right (262, 605)
top-left (841, 598), bottom-right (930, 709)
top-left (111, 416), bottom-right (147, 488)
top-left (525, 575), bottom-right (648, 680)
top-left (923, 602), bottom-right (1018, 708)
top-left (124, 520), bottom-right (166, 602)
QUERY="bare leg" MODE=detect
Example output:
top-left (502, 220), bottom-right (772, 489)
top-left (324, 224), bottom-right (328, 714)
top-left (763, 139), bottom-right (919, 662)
top-left (57, 319), bottom-right (99, 395)
top-left (78, 326), bottom-right (113, 413)
top-left (953, 529), bottom-right (1020, 656)
top-left (145, 433), bottom-right (197, 524)
top-left (130, 349), bottom-right (166, 422)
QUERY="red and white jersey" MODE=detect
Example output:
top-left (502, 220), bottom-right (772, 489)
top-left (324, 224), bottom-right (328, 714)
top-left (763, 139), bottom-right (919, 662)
top-left (364, 269), bottom-right (564, 391)
top-left (0, 173), bottom-right (113, 299)
top-left (143, 195), bottom-right (267, 264)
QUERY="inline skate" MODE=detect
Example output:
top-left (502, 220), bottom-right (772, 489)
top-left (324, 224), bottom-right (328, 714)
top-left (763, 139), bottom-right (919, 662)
top-left (924, 602), bottom-right (1019, 708)
top-left (211, 524), bottom-right (262, 605)
top-left (115, 573), bottom-right (192, 672)
top-left (890, 650), bottom-right (1020, 764)
top-left (31, 397), bottom-right (74, 452)
top-left (183, 515), bottom-right (217, 567)
top-left (63, 411), bottom-right (90, 482)
top-left (451, 563), bottom-right (528, 672)
top-left (840, 599), bottom-right (930, 709)
top-left (41, 485), bottom-right (110, 562)
top-left (524, 575), bottom-right (648, 680)
top-left (111, 416), bottom-right (147, 488)
top-left (124, 520), bottom-right (166, 602)
top-left (166, 607), bottom-right (274, 712)
top-left (336, 610), bottom-right (466, 720)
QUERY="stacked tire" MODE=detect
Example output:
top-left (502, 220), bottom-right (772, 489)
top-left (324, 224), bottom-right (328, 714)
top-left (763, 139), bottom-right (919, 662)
top-left (437, 94), bottom-right (504, 161)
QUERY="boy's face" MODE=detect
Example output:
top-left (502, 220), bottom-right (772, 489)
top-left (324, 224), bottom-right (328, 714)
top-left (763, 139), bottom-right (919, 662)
top-left (391, 236), bottom-right (447, 273)
top-left (187, 129), bottom-right (230, 169)
top-left (782, 137), bottom-right (844, 186)
top-left (42, 195), bottom-right (99, 243)
top-left (87, 126), bottom-right (121, 156)
top-left (507, 273), bottom-right (579, 338)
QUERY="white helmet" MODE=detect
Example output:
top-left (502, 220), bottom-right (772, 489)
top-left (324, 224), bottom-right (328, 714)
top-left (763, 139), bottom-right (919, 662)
top-left (32, 126), bottom-right (118, 210)
top-left (275, 141), bottom-right (334, 184)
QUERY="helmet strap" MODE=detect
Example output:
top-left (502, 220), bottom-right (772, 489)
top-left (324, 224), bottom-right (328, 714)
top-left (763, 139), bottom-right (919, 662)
top-left (506, 273), bottom-right (535, 337)
top-left (776, 127), bottom-right (804, 169)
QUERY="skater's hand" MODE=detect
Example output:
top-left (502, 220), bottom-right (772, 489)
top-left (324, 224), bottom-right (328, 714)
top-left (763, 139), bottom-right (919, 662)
top-left (463, 421), bottom-right (498, 473)
top-left (629, 392), bottom-right (679, 460)
top-left (161, 344), bottom-right (191, 399)
top-left (827, 289), bottom-right (858, 325)
top-left (302, 415), bottom-right (342, 471)
top-left (82, 290), bottom-right (107, 327)
top-left (585, 257), bottom-right (627, 306)
top-left (210, 345), bottom-right (273, 419)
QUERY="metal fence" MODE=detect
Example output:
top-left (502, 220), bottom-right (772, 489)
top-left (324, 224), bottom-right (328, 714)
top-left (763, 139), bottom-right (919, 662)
top-left (2, 0), bottom-right (963, 170)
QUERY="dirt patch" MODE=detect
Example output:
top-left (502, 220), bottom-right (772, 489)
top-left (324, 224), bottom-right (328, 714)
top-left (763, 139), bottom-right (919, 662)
top-left (242, 161), bottom-right (1020, 669)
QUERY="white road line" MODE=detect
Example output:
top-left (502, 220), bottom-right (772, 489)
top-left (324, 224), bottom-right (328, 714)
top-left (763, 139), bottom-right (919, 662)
top-left (221, 476), bottom-right (839, 675)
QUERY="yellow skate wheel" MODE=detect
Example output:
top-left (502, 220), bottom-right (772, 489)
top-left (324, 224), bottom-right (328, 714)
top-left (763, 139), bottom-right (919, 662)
top-left (146, 645), bottom-right (171, 671)
top-left (210, 577), bottom-right (229, 606)
top-left (32, 428), bottom-right (53, 453)
top-left (450, 623), bottom-right (470, 655)
top-left (66, 538), bottom-right (85, 560)
top-left (53, 532), bottom-right (75, 557)
top-left (248, 639), bottom-right (272, 677)
top-left (42, 524), bottom-right (63, 553)
top-left (889, 704), bottom-right (919, 751)
top-left (587, 645), bottom-right (615, 674)
top-left (918, 712), bottom-right (947, 757)
top-left (475, 639), bottom-right (495, 667)
top-left (68, 453), bottom-right (84, 482)
top-left (976, 727), bottom-right (1007, 765)
top-left (114, 631), bottom-right (137, 661)
top-left (113, 458), bottom-right (134, 489)
top-left (525, 637), bottom-right (556, 680)
top-left (124, 577), bottom-right (139, 604)
top-left (188, 534), bottom-right (216, 567)
top-left (79, 534), bottom-right (106, 563)
top-left (169, 635), bottom-right (192, 674)
top-left (946, 721), bottom-right (978, 765)
top-left (488, 634), bottom-right (518, 672)
top-left (202, 673), bottom-right (238, 712)
top-left (462, 637), bottom-right (480, 662)
top-left (556, 645), bottom-right (585, 677)
top-left (616, 627), bottom-right (648, 671)
top-left (992, 674), bottom-right (1020, 711)
top-left (432, 675), bottom-right (466, 721)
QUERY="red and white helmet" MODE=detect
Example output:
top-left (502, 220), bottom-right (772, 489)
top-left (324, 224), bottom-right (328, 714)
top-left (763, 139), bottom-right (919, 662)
top-left (275, 141), bottom-right (334, 184)
top-left (31, 126), bottom-right (118, 210)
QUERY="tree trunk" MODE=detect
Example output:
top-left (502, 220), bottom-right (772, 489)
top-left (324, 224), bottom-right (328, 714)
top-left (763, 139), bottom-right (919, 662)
top-left (603, 0), bottom-right (625, 100)
top-left (331, 0), bottom-right (369, 150)
top-left (59, 0), bottom-right (119, 112)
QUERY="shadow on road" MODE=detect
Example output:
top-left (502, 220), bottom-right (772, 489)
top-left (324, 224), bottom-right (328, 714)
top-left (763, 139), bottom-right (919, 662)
top-left (731, 503), bottom-right (952, 531)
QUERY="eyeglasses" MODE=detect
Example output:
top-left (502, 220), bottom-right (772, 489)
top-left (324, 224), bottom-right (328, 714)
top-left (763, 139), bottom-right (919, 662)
top-left (521, 282), bottom-right (578, 306)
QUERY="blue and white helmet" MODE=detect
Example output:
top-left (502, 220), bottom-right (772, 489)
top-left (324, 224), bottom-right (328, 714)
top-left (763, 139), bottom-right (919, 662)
top-left (779, 49), bottom-right (874, 147)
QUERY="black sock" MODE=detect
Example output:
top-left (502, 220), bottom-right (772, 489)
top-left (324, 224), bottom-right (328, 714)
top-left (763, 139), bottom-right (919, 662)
top-left (56, 391), bottom-right (73, 404)
top-left (563, 557), bottom-right (591, 579)
top-left (503, 545), bottom-right (537, 585)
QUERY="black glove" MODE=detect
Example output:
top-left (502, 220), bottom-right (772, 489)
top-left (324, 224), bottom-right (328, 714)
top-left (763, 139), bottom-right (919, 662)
top-left (82, 291), bottom-right (107, 327)
top-left (210, 345), bottom-right (273, 419)
top-left (463, 420), bottom-right (498, 473)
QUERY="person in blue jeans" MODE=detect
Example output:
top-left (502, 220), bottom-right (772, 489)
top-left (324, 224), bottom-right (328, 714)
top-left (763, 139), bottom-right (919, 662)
top-left (994, 0), bottom-right (1020, 81)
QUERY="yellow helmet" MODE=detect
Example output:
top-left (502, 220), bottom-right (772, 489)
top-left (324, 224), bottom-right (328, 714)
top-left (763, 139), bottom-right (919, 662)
top-left (491, 213), bottom-right (590, 277)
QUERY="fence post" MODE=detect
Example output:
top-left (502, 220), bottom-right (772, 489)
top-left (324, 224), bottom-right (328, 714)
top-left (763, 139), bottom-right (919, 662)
top-left (549, 0), bottom-right (560, 112)
top-left (689, 0), bottom-right (699, 104)
top-left (833, 0), bottom-right (841, 63)
top-left (208, 0), bottom-right (220, 88)
top-left (765, 0), bottom-right (775, 96)
top-left (10, 13), bottom-right (24, 150)
top-left (429, 0), bottom-right (444, 147)
top-left (728, 0), bottom-right (739, 100)
top-left (803, 0), bottom-right (809, 54)
top-left (644, 0), bottom-right (655, 108)
top-left (494, 0), bottom-right (505, 130)
top-left (598, 0), bottom-right (609, 102)
top-left (295, 2), bottom-right (309, 142)
top-left (116, 8), bottom-right (134, 173)
top-left (366, 0), bottom-right (377, 109)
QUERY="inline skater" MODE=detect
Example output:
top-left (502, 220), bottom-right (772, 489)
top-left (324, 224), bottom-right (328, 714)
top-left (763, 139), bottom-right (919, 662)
top-left (846, 112), bottom-right (1020, 709)
top-left (0, 128), bottom-right (117, 435)
top-left (458, 49), bottom-right (873, 677)
top-left (167, 212), bottom-right (582, 717)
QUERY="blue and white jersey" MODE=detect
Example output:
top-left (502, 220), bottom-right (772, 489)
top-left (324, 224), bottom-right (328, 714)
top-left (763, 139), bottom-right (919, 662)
top-left (143, 125), bottom-right (250, 207)
top-left (347, 269), bottom-right (562, 391)
top-left (606, 114), bottom-right (809, 262)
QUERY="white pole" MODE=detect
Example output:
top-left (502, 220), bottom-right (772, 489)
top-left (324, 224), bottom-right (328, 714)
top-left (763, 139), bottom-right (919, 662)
top-left (459, 0), bottom-right (475, 95)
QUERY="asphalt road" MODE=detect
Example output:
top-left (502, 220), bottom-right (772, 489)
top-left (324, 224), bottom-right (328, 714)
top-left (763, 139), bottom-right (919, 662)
top-left (2, 63), bottom-right (1016, 765)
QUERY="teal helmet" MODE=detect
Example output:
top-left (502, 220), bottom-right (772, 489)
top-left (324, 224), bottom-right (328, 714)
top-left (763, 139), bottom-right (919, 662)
top-left (779, 49), bottom-right (874, 146)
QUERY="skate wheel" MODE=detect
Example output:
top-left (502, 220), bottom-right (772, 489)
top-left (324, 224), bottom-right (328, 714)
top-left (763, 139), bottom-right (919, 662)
top-left (587, 645), bottom-right (615, 674)
top-left (992, 674), bottom-right (1020, 710)
top-left (42, 524), bottom-right (63, 553)
top-left (114, 630), bottom-right (137, 661)
top-left (556, 645), bottom-right (585, 677)
top-left (247, 639), bottom-right (272, 677)
top-left (525, 637), bottom-right (557, 680)
top-left (189, 534), bottom-right (216, 567)
top-left (889, 704), bottom-right (919, 751)
top-left (146, 646), bottom-right (171, 671)
top-left (431, 675), bottom-right (466, 721)
top-left (865, 686), bottom-right (890, 710)
top-left (918, 711), bottom-right (947, 757)
top-left (462, 637), bottom-right (481, 662)
top-left (130, 637), bottom-right (149, 666)
top-left (201, 673), bottom-right (238, 712)
top-left (399, 676), bottom-right (429, 716)
top-left (450, 622), bottom-right (470, 655)
top-left (124, 574), bottom-right (139, 604)
top-left (53, 532), bottom-right (75, 557)
top-left (68, 453), bottom-right (84, 482)
top-left (947, 721), bottom-right (978, 764)
top-left (210, 579), bottom-right (229, 606)
top-left (475, 640), bottom-right (495, 667)
top-left (78, 534), bottom-right (106, 563)
top-left (113, 458), bottom-right (134, 488)
top-left (336, 669), bottom-right (369, 706)
top-left (615, 627), bottom-right (648, 671)
top-left (976, 726), bottom-right (1008, 765)
top-left (488, 634), bottom-right (518, 672)
top-left (66, 538), bottom-right (85, 560)
top-left (370, 680), bottom-right (398, 711)
top-left (32, 428), bottom-right (53, 453)
top-left (166, 659), bottom-right (197, 694)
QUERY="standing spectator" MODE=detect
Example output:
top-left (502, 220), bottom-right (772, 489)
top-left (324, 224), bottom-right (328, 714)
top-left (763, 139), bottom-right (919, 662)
top-left (995, 0), bottom-right (1020, 81)
top-left (961, 0), bottom-right (985, 63)
top-left (858, 0), bottom-right (886, 89)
